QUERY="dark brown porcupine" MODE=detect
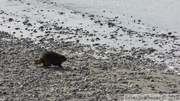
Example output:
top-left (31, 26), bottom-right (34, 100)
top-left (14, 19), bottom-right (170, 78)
top-left (34, 51), bottom-right (67, 67)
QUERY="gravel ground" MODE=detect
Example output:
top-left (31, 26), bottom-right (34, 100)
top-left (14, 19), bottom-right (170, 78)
top-left (0, 0), bottom-right (180, 101)
top-left (1, 31), bottom-right (180, 101)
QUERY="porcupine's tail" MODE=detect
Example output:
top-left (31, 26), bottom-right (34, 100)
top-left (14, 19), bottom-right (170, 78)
top-left (33, 60), bottom-right (41, 65)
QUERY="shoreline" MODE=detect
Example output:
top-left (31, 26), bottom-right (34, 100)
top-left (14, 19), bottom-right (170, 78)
top-left (0, 0), bottom-right (180, 100)
top-left (1, 32), bottom-right (180, 100)
top-left (0, 0), bottom-right (179, 70)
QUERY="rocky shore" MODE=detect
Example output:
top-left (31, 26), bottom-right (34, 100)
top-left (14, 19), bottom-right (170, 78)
top-left (1, 31), bottom-right (180, 101)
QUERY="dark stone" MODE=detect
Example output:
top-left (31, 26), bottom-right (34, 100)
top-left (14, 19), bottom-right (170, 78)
top-left (8, 18), bottom-right (14, 22)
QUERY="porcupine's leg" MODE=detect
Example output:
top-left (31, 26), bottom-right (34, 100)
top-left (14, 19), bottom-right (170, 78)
top-left (42, 59), bottom-right (51, 68)
top-left (58, 62), bottom-right (62, 67)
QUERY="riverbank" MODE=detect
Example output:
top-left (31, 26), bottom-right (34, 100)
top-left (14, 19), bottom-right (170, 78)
top-left (1, 32), bottom-right (180, 100)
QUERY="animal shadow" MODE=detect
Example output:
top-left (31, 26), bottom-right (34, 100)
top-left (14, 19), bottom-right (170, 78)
top-left (39, 66), bottom-right (72, 71)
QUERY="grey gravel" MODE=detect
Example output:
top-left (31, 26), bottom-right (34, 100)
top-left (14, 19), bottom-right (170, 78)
top-left (0, 31), bottom-right (180, 101)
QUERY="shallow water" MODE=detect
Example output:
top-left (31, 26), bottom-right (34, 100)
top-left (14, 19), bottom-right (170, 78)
top-left (43, 0), bottom-right (180, 32)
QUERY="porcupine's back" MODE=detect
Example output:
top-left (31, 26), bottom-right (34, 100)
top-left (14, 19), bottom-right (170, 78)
top-left (38, 51), bottom-right (66, 67)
